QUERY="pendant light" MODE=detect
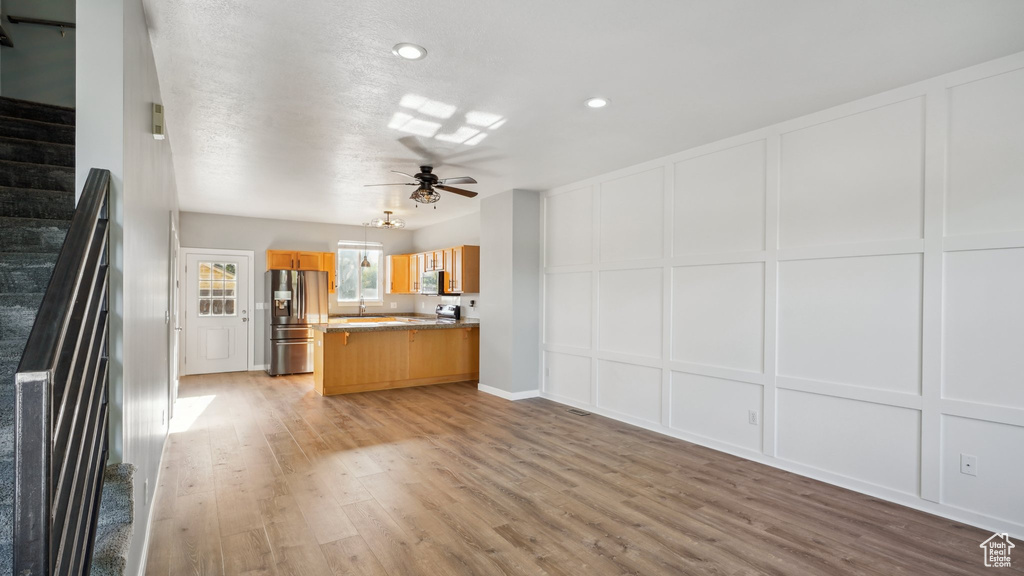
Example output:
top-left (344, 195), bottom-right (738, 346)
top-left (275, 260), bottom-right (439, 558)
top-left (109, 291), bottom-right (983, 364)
top-left (360, 223), bottom-right (371, 268)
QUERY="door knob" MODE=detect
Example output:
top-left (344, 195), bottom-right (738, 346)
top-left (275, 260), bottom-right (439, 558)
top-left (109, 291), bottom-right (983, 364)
top-left (242, 318), bottom-right (248, 322)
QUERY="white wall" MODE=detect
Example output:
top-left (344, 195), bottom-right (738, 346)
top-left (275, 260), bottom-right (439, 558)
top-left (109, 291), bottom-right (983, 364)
top-left (78, 0), bottom-right (180, 574)
top-left (541, 52), bottom-right (1024, 537)
top-left (0, 0), bottom-right (75, 106)
top-left (178, 211), bottom-right (418, 366)
top-left (481, 190), bottom-right (539, 398)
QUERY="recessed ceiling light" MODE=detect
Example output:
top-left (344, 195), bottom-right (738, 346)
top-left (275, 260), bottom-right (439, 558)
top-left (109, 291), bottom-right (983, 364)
top-left (585, 97), bottom-right (609, 109)
top-left (393, 43), bottom-right (427, 61)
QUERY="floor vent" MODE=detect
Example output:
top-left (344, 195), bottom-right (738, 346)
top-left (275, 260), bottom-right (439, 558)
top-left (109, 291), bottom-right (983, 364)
top-left (567, 408), bottom-right (591, 416)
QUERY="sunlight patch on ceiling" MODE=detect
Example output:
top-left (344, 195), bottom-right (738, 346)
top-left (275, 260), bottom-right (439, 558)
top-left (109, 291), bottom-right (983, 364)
top-left (390, 94), bottom-right (507, 146)
top-left (388, 112), bottom-right (441, 137)
top-left (399, 94), bottom-right (457, 119)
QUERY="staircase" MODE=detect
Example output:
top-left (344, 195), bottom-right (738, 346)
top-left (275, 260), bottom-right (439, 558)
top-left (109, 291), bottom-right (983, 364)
top-left (0, 97), bottom-right (133, 575)
top-left (0, 96), bottom-right (75, 576)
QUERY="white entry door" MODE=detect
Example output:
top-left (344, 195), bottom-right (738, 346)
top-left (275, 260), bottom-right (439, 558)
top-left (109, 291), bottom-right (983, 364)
top-left (184, 251), bottom-right (251, 374)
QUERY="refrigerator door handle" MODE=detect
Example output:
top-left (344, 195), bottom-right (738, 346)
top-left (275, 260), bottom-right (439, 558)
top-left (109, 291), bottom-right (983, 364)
top-left (297, 271), bottom-right (304, 320)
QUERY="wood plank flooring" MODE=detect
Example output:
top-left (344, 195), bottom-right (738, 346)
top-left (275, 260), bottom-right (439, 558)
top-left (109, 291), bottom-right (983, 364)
top-left (144, 372), bottom-right (1018, 575)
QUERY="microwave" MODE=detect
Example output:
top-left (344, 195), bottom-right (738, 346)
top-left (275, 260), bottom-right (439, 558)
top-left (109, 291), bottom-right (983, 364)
top-left (420, 270), bottom-right (446, 295)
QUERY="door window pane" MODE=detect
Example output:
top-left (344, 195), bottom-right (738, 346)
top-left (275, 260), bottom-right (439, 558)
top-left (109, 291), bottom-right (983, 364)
top-left (197, 261), bottom-right (238, 316)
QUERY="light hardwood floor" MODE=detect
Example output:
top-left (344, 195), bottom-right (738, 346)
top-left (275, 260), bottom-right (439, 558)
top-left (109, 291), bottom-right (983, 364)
top-left (144, 372), bottom-right (1018, 575)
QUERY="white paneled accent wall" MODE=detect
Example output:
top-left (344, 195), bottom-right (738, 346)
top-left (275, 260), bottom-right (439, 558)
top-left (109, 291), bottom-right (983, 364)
top-left (541, 52), bottom-right (1024, 537)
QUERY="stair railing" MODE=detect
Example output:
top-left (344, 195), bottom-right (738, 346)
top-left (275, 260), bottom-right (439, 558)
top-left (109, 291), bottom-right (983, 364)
top-left (14, 168), bottom-right (111, 576)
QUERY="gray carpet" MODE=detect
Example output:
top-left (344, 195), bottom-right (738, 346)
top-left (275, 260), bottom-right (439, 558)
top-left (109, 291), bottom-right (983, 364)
top-left (0, 97), bottom-right (135, 576)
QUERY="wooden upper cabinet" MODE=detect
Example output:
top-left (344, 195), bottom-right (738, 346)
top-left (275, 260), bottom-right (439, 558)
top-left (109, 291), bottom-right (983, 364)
top-left (381, 245), bottom-right (479, 295)
top-left (455, 245), bottom-right (479, 293)
top-left (388, 254), bottom-right (411, 294)
top-left (266, 250), bottom-right (296, 270)
top-left (409, 253), bottom-right (422, 292)
top-left (423, 250), bottom-right (445, 271)
top-left (267, 250), bottom-right (337, 292)
top-left (296, 251), bottom-right (322, 271)
top-left (415, 253), bottom-right (427, 283)
top-left (437, 245), bottom-right (478, 294)
top-left (320, 252), bottom-right (337, 293)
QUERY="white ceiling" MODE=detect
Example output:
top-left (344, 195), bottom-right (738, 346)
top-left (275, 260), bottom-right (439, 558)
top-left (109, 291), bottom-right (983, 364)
top-left (144, 0), bottom-right (1024, 230)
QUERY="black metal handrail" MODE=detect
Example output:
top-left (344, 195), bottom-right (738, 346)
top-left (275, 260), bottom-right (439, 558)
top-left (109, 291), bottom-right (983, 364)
top-left (15, 168), bottom-right (111, 576)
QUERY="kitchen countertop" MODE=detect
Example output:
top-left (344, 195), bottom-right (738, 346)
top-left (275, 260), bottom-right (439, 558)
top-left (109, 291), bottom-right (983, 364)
top-left (313, 314), bottom-right (480, 333)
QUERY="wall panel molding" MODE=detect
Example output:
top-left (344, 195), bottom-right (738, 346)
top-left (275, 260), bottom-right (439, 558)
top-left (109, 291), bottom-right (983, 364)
top-left (540, 50), bottom-right (1024, 537)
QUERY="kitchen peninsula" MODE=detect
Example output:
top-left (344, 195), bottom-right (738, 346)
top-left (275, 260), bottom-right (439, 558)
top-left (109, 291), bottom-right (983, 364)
top-left (312, 314), bottom-right (479, 396)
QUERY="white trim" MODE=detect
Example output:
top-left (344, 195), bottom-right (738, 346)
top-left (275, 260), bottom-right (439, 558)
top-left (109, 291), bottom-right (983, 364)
top-left (134, 458), bottom-right (163, 576)
top-left (254, 364), bottom-right (269, 372)
top-left (478, 383), bottom-right (540, 401)
top-left (179, 247), bottom-right (257, 373)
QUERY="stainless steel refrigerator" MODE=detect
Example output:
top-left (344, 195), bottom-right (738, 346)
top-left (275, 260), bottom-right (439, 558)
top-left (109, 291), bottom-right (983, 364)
top-left (265, 270), bottom-right (329, 375)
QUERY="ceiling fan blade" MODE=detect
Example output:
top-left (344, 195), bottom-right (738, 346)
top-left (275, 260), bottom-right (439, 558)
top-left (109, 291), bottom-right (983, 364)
top-left (390, 170), bottom-right (417, 179)
top-left (439, 176), bottom-right (477, 185)
top-left (365, 182), bottom-right (417, 187)
top-left (436, 184), bottom-right (479, 198)
top-left (398, 136), bottom-right (440, 164)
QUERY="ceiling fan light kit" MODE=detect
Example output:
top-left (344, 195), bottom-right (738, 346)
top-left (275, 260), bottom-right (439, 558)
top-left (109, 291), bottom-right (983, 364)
top-left (365, 165), bottom-right (479, 210)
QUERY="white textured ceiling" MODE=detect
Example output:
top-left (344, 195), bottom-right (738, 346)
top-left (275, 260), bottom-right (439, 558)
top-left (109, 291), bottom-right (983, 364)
top-left (144, 0), bottom-right (1024, 229)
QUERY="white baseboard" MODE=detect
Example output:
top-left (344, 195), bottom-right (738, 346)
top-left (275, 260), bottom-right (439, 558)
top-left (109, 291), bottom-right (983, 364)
top-left (253, 364), bottom-right (268, 371)
top-left (540, 391), bottom-right (1024, 540)
top-left (477, 383), bottom-right (540, 401)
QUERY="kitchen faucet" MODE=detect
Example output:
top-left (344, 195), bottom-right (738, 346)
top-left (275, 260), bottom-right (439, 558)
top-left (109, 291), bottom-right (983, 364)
top-left (358, 297), bottom-right (366, 316)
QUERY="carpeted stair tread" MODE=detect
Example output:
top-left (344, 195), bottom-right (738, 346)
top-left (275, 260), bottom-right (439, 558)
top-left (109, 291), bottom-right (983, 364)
top-left (0, 159), bottom-right (75, 192)
top-left (90, 523), bottom-right (132, 576)
top-left (0, 294), bottom-right (44, 341)
top-left (89, 463), bottom-right (135, 576)
top-left (97, 464), bottom-right (135, 527)
top-left (0, 95), bottom-right (78, 576)
top-left (0, 253), bottom-right (58, 294)
top-left (0, 217), bottom-right (70, 254)
top-left (0, 187), bottom-right (75, 221)
top-left (0, 515), bottom-right (10, 576)
top-left (0, 136), bottom-right (74, 167)
top-left (0, 115), bottom-right (74, 146)
top-left (0, 458), bottom-right (11, 506)
top-left (0, 97), bottom-right (75, 126)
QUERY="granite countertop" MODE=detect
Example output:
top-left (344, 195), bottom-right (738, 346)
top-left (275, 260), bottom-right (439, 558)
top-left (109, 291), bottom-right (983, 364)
top-left (313, 314), bottom-right (480, 333)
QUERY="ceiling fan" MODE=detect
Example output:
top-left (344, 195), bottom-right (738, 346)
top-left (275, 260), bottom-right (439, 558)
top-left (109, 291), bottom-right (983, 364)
top-left (365, 165), bottom-right (478, 207)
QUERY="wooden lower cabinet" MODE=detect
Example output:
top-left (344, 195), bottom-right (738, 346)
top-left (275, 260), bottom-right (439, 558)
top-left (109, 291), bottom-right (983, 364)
top-left (314, 327), bottom-right (479, 395)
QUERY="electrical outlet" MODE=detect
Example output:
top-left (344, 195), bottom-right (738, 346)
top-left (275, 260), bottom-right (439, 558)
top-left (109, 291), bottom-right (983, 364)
top-left (390, 302), bottom-right (398, 309)
top-left (144, 479), bottom-right (150, 504)
top-left (161, 409), bottom-right (166, 426)
top-left (748, 410), bottom-right (758, 425)
top-left (960, 453), bottom-right (978, 476)
top-left (421, 302), bottom-right (426, 310)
